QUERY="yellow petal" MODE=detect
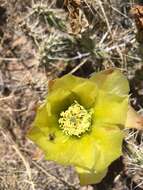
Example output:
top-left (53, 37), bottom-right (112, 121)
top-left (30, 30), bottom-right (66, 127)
top-left (76, 167), bottom-right (107, 185)
top-left (72, 80), bottom-right (98, 108)
top-left (32, 104), bottom-right (57, 129)
top-left (93, 125), bottom-right (123, 172)
top-left (28, 127), bottom-right (100, 171)
top-left (47, 88), bottom-right (75, 115)
top-left (48, 74), bottom-right (85, 92)
top-left (93, 90), bottom-right (128, 125)
top-left (90, 69), bottom-right (129, 96)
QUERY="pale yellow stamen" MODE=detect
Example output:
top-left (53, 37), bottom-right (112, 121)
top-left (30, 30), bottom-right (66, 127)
top-left (58, 101), bottom-right (92, 137)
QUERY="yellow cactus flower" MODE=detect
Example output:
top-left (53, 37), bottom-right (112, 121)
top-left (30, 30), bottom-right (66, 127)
top-left (27, 69), bottom-right (130, 185)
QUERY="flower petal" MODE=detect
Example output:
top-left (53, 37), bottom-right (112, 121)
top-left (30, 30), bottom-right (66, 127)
top-left (92, 124), bottom-right (123, 172)
top-left (30, 103), bottom-right (58, 135)
top-left (90, 69), bottom-right (129, 96)
top-left (47, 88), bottom-right (75, 115)
top-left (72, 80), bottom-right (98, 108)
top-left (93, 90), bottom-right (128, 125)
top-left (49, 74), bottom-right (85, 92)
top-left (28, 126), bottom-right (100, 171)
top-left (76, 167), bottom-right (107, 185)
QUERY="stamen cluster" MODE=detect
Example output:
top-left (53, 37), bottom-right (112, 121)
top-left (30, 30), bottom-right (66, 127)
top-left (59, 101), bottom-right (92, 137)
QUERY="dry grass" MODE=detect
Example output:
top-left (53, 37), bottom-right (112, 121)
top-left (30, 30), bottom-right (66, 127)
top-left (124, 129), bottom-right (143, 189)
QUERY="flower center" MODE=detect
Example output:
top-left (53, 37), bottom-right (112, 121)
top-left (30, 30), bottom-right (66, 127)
top-left (58, 101), bottom-right (92, 137)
